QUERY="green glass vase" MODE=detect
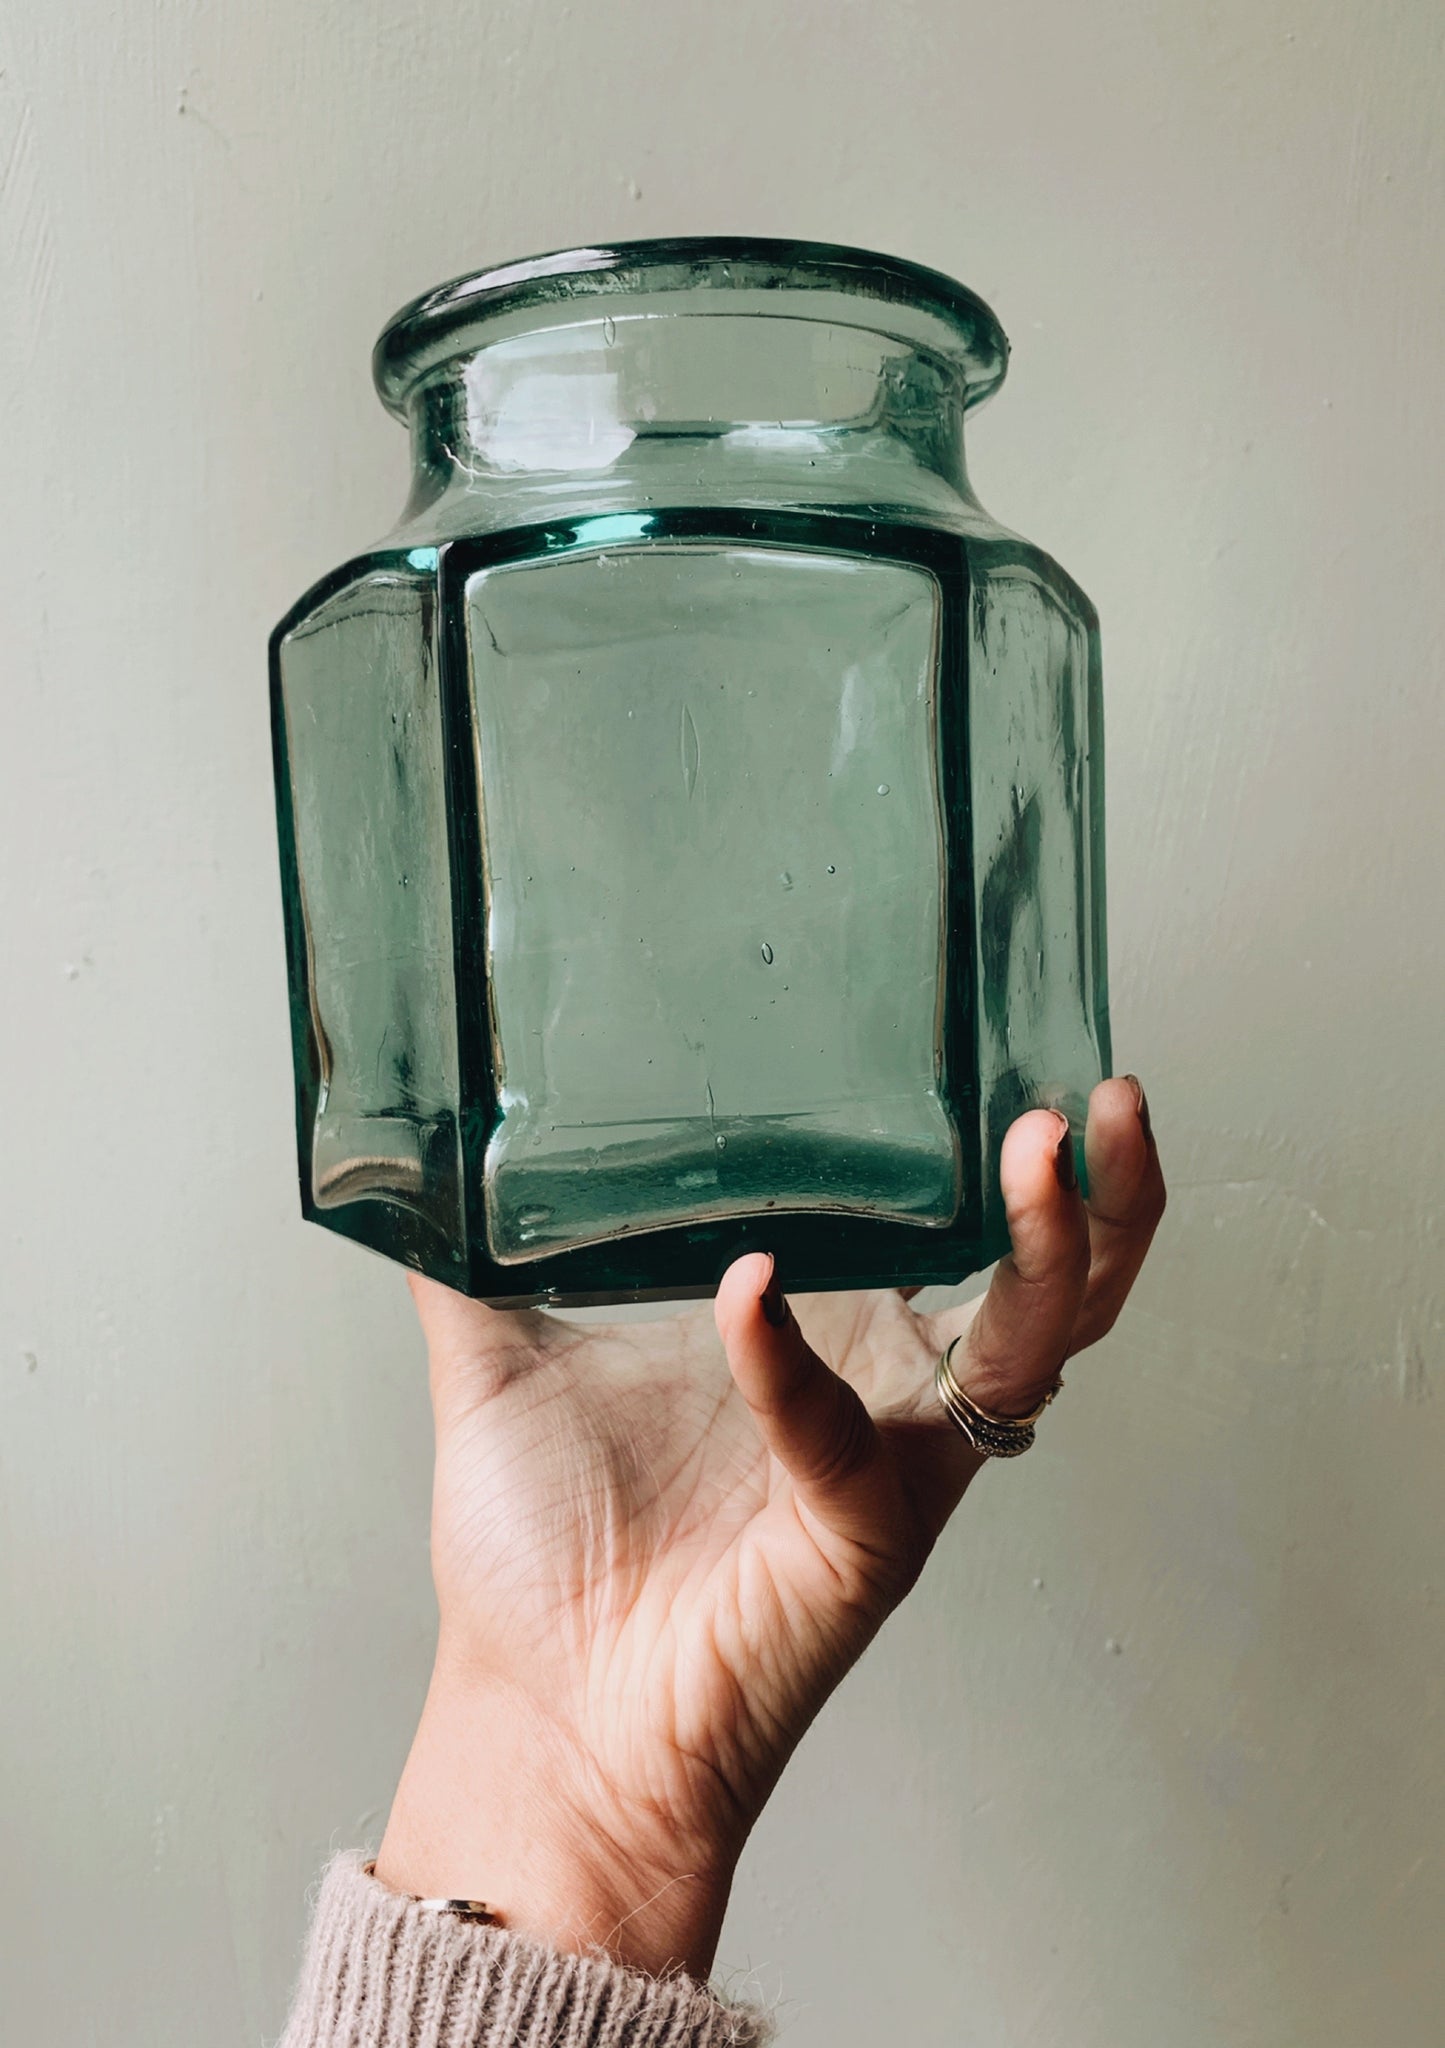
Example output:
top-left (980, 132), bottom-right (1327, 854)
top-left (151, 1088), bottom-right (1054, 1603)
top-left (270, 238), bottom-right (1109, 1306)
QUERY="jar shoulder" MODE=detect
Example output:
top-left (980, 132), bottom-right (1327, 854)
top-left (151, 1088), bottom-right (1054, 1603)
top-left (273, 472), bottom-right (1096, 659)
top-left (963, 527), bottom-right (1098, 646)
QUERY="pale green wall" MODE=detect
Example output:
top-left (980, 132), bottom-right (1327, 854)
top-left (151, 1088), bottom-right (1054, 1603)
top-left (1, 4), bottom-right (1441, 2042)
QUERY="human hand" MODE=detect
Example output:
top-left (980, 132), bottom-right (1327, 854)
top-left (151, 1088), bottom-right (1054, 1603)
top-left (375, 1078), bottom-right (1164, 1977)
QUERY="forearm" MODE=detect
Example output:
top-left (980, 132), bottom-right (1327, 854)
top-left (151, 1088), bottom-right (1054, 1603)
top-left (374, 1661), bottom-right (738, 1980)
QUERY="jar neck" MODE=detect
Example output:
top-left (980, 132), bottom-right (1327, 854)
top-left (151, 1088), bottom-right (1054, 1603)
top-left (401, 311), bottom-right (974, 514)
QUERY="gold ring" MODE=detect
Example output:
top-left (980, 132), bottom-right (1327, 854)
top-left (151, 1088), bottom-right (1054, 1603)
top-left (934, 1337), bottom-right (1063, 1458)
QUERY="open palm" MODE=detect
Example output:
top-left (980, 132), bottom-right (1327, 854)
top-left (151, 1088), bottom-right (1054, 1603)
top-left (379, 1082), bottom-right (1164, 1973)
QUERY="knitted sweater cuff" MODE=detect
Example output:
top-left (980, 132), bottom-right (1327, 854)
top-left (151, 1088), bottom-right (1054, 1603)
top-left (279, 1852), bottom-right (772, 2048)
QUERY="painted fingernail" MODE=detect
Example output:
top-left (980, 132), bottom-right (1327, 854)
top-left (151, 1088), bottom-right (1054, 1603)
top-left (1053, 1119), bottom-right (1078, 1192)
top-left (761, 1271), bottom-right (791, 1326)
top-left (1122, 1074), bottom-right (1153, 1147)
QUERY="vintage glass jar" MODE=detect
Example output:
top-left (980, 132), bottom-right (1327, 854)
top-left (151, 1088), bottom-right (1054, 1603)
top-left (270, 238), bottom-right (1109, 1305)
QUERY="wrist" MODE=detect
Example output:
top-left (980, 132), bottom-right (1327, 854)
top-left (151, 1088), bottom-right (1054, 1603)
top-left (375, 1663), bottom-right (738, 1980)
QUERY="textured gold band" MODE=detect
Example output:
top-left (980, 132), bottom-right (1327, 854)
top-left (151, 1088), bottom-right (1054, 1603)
top-left (934, 1337), bottom-right (1063, 1458)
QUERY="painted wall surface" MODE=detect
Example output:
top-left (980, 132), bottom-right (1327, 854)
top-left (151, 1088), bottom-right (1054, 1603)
top-left (2, 4), bottom-right (1440, 2042)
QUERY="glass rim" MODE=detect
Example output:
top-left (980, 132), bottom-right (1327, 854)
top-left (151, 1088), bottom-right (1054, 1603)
top-left (372, 235), bottom-right (1010, 420)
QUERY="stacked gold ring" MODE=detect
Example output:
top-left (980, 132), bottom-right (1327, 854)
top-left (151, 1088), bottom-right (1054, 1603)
top-left (934, 1337), bottom-right (1063, 1458)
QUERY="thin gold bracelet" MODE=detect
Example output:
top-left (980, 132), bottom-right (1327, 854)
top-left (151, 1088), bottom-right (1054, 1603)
top-left (363, 1858), bottom-right (502, 1926)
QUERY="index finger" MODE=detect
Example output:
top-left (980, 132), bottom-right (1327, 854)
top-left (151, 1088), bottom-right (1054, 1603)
top-left (919, 1107), bottom-right (1092, 1420)
top-left (1066, 1074), bottom-right (1166, 1353)
top-left (917, 1074), bottom-right (1164, 1411)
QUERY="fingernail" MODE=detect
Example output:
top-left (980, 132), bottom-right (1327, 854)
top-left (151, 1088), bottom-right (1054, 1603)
top-left (760, 1267), bottom-right (791, 1326)
top-left (1053, 1119), bottom-right (1078, 1192)
top-left (1122, 1073), bottom-right (1153, 1147)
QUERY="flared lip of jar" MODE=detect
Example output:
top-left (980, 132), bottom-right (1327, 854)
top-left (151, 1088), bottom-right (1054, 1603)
top-left (372, 235), bottom-right (1010, 422)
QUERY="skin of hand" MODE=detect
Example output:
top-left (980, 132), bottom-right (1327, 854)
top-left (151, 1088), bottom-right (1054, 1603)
top-left (375, 1077), bottom-right (1165, 1979)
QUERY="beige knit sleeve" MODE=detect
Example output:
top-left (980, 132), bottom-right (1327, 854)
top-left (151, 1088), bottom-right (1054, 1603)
top-left (278, 1853), bottom-right (773, 2048)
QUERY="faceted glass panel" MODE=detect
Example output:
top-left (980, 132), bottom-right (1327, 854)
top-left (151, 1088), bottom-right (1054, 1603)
top-left (461, 535), bottom-right (958, 1261)
top-left (274, 564), bottom-right (464, 1273)
top-left (967, 537), bottom-right (1109, 1237)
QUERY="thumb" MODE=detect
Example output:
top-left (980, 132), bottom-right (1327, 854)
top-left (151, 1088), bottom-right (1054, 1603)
top-left (714, 1254), bottom-right (894, 1558)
